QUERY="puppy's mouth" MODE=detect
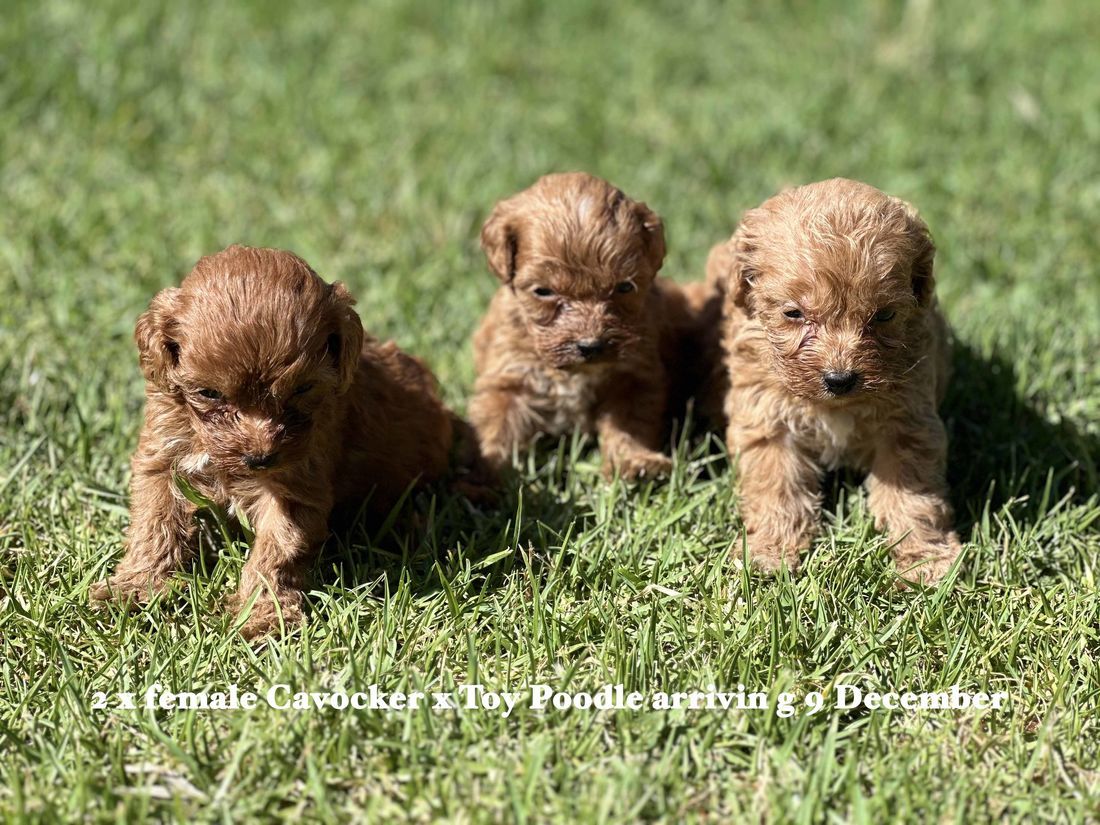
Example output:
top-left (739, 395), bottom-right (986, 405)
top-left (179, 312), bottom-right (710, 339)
top-left (820, 388), bottom-right (863, 403)
top-left (561, 354), bottom-right (614, 370)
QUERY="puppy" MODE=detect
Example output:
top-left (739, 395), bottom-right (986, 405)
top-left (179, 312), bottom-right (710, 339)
top-left (469, 172), bottom-right (721, 481)
top-left (709, 178), bottom-right (960, 584)
top-left (91, 245), bottom-right (455, 638)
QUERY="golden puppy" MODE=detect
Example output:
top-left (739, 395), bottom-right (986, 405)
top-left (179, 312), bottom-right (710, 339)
top-left (469, 172), bottom-right (722, 481)
top-left (709, 178), bottom-right (960, 583)
top-left (91, 245), bottom-right (455, 638)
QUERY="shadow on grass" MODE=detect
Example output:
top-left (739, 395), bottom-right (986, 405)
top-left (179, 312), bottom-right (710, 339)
top-left (942, 341), bottom-right (1099, 530)
top-left (316, 440), bottom-right (594, 604)
top-left (312, 339), bottom-right (1100, 606)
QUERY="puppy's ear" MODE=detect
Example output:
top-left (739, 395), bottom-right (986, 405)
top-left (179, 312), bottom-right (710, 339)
top-left (727, 210), bottom-right (764, 313)
top-left (327, 283), bottom-right (365, 394)
top-left (632, 201), bottom-right (666, 272)
top-left (903, 205), bottom-right (937, 306)
top-left (134, 287), bottom-right (182, 390)
top-left (480, 200), bottom-right (520, 283)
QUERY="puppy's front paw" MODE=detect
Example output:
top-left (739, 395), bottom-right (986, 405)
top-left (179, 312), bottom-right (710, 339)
top-left (733, 534), bottom-right (802, 576)
top-left (893, 533), bottom-right (961, 587)
top-left (229, 589), bottom-right (304, 641)
top-left (90, 571), bottom-right (174, 604)
top-left (603, 448), bottom-right (673, 482)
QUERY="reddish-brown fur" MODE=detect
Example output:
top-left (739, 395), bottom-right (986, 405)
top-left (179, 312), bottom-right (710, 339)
top-left (90, 245), bottom-right (455, 638)
top-left (710, 178), bottom-right (960, 584)
top-left (469, 172), bottom-right (722, 480)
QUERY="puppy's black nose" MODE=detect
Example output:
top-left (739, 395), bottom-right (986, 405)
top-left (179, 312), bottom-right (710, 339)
top-left (243, 452), bottom-right (278, 470)
top-left (823, 370), bottom-right (859, 395)
top-left (575, 339), bottom-right (607, 360)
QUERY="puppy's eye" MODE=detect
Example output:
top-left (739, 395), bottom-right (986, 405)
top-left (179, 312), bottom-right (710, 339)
top-left (614, 281), bottom-right (636, 294)
top-left (783, 308), bottom-right (804, 320)
top-left (197, 388), bottom-right (223, 400)
top-left (292, 383), bottom-right (314, 397)
top-left (873, 308), bottom-right (896, 323)
top-left (532, 286), bottom-right (555, 298)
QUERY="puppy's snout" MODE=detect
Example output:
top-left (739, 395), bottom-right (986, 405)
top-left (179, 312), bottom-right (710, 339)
top-left (575, 338), bottom-right (608, 360)
top-left (243, 452), bottom-right (279, 470)
top-left (823, 370), bottom-right (860, 396)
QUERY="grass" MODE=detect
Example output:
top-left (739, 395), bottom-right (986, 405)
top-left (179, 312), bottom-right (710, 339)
top-left (2, 0), bottom-right (1099, 821)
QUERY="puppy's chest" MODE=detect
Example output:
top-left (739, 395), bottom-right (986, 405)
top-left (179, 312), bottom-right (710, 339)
top-left (173, 453), bottom-right (250, 517)
top-left (174, 452), bottom-right (225, 497)
top-left (798, 408), bottom-right (876, 470)
top-left (522, 367), bottom-right (602, 435)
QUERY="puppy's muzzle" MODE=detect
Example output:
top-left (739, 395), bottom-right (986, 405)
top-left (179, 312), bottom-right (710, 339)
top-left (823, 370), bottom-right (860, 396)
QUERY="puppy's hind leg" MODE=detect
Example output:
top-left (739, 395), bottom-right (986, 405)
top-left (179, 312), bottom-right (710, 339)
top-left (867, 416), bottom-right (961, 586)
top-left (91, 462), bottom-right (196, 603)
top-left (734, 437), bottom-right (821, 574)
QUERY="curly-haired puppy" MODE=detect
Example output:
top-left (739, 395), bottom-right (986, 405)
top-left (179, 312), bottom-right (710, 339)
top-left (709, 178), bottom-right (960, 584)
top-left (469, 172), bottom-right (722, 481)
top-left (90, 245), bottom-right (455, 638)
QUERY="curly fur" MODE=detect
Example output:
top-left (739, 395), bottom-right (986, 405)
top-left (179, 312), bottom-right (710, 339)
top-left (709, 178), bottom-right (960, 584)
top-left (91, 245), bottom-right (456, 638)
top-left (469, 172), bottom-right (722, 480)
